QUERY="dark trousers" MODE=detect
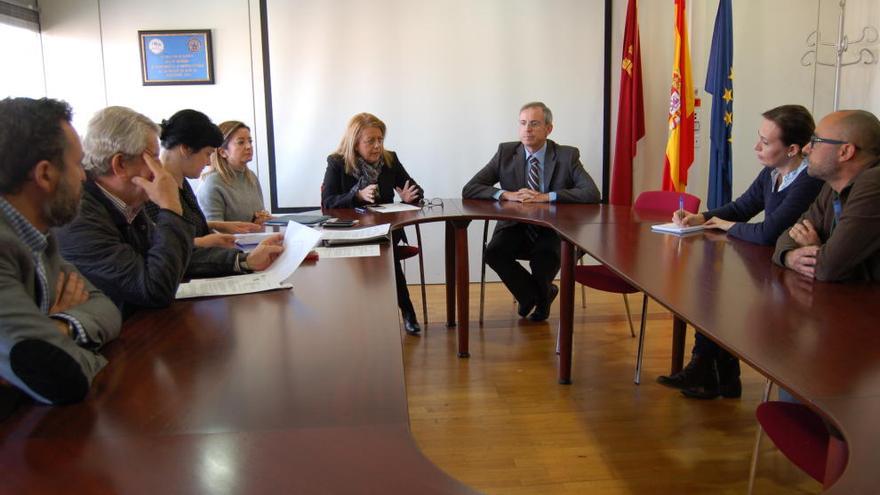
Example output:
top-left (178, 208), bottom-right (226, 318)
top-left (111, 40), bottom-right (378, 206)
top-left (392, 230), bottom-right (415, 317)
top-left (484, 224), bottom-right (560, 307)
top-left (693, 331), bottom-right (740, 378)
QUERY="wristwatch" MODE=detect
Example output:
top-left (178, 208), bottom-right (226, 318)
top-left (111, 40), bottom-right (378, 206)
top-left (238, 253), bottom-right (252, 273)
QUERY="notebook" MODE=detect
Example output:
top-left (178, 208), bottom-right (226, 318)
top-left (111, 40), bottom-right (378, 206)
top-left (650, 222), bottom-right (706, 235)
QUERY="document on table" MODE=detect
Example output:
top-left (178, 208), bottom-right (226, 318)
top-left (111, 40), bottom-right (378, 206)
top-left (320, 223), bottom-right (391, 245)
top-left (650, 222), bottom-right (706, 235)
top-left (315, 244), bottom-right (381, 258)
top-left (367, 203), bottom-right (421, 213)
top-left (176, 221), bottom-right (323, 299)
top-left (234, 232), bottom-right (278, 246)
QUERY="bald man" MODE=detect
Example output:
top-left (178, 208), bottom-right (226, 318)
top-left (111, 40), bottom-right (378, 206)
top-left (773, 109), bottom-right (880, 281)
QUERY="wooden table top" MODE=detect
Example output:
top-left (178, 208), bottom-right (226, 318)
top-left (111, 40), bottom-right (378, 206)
top-left (0, 246), bottom-right (476, 494)
top-left (550, 215), bottom-right (880, 495)
top-left (1, 200), bottom-right (875, 493)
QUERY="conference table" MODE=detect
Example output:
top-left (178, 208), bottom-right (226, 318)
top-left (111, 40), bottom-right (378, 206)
top-left (1, 200), bottom-right (876, 493)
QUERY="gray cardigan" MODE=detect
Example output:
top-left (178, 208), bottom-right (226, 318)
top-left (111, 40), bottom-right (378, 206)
top-left (197, 170), bottom-right (265, 222)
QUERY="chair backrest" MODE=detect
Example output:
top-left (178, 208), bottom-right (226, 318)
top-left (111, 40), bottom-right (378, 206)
top-left (633, 190), bottom-right (701, 215)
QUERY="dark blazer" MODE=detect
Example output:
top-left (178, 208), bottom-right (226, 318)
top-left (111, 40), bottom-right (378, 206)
top-left (462, 140), bottom-right (600, 232)
top-left (321, 151), bottom-right (422, 209)
top-left (56, 180), bottom-right (193, 318)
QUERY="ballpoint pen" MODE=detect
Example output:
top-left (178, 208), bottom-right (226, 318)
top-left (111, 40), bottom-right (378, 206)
top-left (678, 194), bottom-right (684, 213)
top-left (354, 207), bottom-right (367, 214)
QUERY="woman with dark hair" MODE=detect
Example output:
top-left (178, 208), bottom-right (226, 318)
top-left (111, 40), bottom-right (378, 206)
top-left (198, 121), bottom-right (271, 225)
top-left (149, 110), bottom-right (261, 251)
top-left (145, 109), bottom-right (282, 275)
top-left (321, 113), bottom-right (424, 335)
top-left (658, 104), bottom-right (825, 400)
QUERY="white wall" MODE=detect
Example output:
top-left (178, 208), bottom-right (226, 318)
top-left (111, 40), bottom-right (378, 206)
top-left (38, 0), bottom-right (265, 184)
top-left (27, 0), bottom-right (880, 286)
top-left (619, 0), bottom-right (879, 212)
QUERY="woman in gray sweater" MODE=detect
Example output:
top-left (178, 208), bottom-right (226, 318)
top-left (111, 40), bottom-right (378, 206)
top-left (198, 121), bottom-right (271, 225)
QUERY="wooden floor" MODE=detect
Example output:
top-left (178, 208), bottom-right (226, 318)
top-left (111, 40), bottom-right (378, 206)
top-left (401, 282), bottom-right (821, 495)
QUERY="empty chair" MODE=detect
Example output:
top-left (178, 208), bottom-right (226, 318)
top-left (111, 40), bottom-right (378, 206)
top-left (747, 381), bottom-right (848, 493)
top-left (576, 191), bottom-right (700, 384)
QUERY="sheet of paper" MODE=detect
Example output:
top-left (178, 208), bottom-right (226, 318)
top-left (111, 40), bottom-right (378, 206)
top-left (260, 221), bottom-right (324, 284)
top-left (176, 273), bottom-right (292, 299)
top-left (650, 222), bottom-right (706, 235)
top-left (367, 203), bottom-right (421, 213)
top-left (320, 223), bottom-right (391, 244)
top-left (176, 221), bottom-right (322, 299)
top-left (314, 244), bottom-right (381, 258)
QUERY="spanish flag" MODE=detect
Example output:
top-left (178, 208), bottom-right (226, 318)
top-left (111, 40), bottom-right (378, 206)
top-left (662, 0), bottom-right (695, 193)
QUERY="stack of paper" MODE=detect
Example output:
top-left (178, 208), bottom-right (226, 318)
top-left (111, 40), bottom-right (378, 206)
top-left (176, 221), bottom-right (323, 299)
top-left (320, 223), bottom-right (391, 246)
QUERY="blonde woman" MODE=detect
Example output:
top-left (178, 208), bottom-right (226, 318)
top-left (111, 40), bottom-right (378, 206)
top-left (198, 121), bottom-right (271, 225)
top-left (321, 113), bottom-right (423, 334)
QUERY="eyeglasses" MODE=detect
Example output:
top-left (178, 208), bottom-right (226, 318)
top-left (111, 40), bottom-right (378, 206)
top-left (420, 198), bottom-right (444, 208)
top-left (810, 134), bottom-right (849, 147)
top-left (519, 120), bottom-right (546, 129)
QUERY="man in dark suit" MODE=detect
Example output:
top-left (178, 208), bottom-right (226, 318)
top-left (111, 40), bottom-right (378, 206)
top-left (462, 102), bottom-right (600, 321)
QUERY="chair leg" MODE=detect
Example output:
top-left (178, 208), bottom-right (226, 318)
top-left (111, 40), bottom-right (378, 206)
top-left (576, 251), bottom-right (586, 308)
top-left (747, 379), bottom-right (775, 495)
top-left (633, 294), bottom-right (649, 384)
top-left (622, 294), bottom-right (636, 338)
top-left (479, 220), bottom-right (489, 324)
top-left (415, 224), bottom-right (427, 326)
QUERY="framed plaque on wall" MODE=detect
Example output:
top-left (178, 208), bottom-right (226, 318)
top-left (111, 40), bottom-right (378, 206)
top-left (138, 29), bottom-right (214, 85)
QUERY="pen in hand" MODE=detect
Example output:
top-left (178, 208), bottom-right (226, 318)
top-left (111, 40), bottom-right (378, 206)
top-left (673, 195), bottom-right (685, 226)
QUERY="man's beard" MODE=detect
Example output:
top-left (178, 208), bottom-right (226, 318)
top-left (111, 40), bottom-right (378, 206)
top-left (44, 177), bottom-right (82, 227)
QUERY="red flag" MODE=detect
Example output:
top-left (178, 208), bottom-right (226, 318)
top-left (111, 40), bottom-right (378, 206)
top-left (609, 0), bottom-right (645, 206)
top-left (662, 0), bottom-right (695, 192)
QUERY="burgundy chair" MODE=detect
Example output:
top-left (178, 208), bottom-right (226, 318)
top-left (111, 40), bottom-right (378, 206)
top-left (574, 190), bottom-right (700, 384)
top-left (747, 381), bottom-right (848, 493)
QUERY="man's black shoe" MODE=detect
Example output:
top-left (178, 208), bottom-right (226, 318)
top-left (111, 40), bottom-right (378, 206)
top-left (529, 284), bottom-right (559, 322)
top-left (657, 354), bottom-right (715, 390)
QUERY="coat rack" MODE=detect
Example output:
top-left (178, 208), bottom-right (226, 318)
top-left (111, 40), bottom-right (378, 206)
top-left (800, 0), bottom-right (878, 111)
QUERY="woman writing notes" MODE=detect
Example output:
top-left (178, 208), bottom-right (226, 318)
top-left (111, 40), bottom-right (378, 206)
top-left (659, 104), bottom-right (824, 399)
top-left (198, 120), bottom-right (272, 226)
top-left (321, 113), bottom-right (424, 335)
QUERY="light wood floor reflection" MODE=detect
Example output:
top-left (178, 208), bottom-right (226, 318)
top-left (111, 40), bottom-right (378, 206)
top-left (402, 282), bottom-right (820, 495)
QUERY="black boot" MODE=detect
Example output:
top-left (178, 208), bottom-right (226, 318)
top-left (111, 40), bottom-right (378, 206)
top-left (716, 352), bottom-right (742, 398)
top-left (682, 352), bottom-right (741, 399)
top-left (657, 354), bottom-right (716, 390)
top-left (401, 305), bottom-right (421, 335)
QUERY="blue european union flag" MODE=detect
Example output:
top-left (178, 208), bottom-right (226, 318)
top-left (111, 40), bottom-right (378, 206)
top-left (705, 0), bottom-right (733, 209)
